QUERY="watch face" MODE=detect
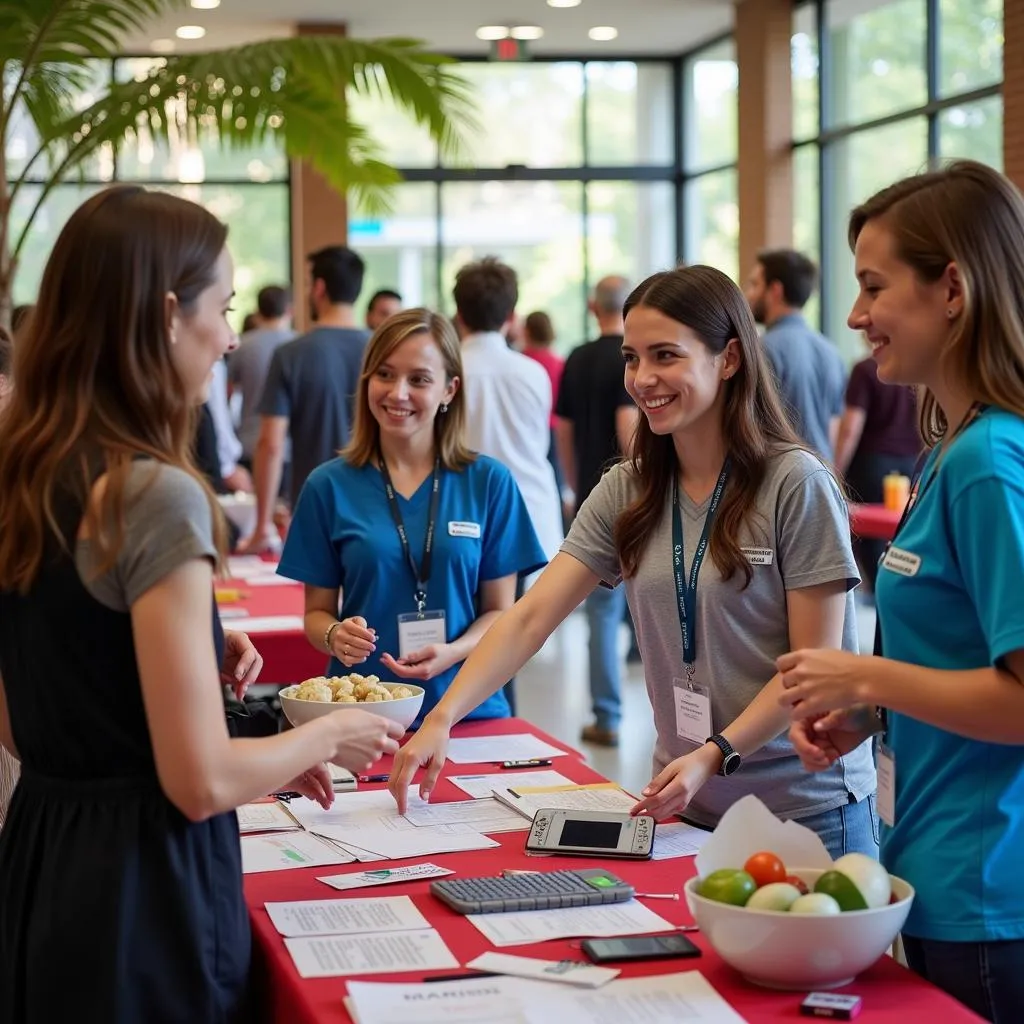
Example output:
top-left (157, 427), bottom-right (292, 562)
top-left (721, 752), bottom-right (741, 776)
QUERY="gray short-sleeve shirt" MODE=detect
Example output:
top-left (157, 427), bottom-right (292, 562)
top-left (75, 462), bottom-right (217, 611)
top-left (561, 447), bottom-right (876, 825)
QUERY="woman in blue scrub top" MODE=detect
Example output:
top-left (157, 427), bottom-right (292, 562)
top-left (779, 160), bottom-right (1024, 1023)
top-left (279, 308), bottom-right (547, 722)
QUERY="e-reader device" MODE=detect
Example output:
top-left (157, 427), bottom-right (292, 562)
top-left (525, 808), bottom-right (655, 859)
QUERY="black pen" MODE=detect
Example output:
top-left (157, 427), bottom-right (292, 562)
top-left (426, 972), bottom-right (500, 983)
top-left (359, 773), bottom-right (390, 783)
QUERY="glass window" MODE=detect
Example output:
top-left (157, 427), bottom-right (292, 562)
top-left (443, 63), bottom-right (584, 169)
top-left (823, 118), bottom-right (928, 357)
top-left (940, 95), bottom-right (1003, 169)
top-left (684, 169), bottom-right (739, 282)
top-left (684, 39), bottom-right (738, 172)
top-left (349, 184), bottom-right (441, 316)
top-left (792, 3), bottom-right (820, 142)
top-left (793, 143), bottom-right (821, 329)
top-left (440, 181), bottom-right (585, 343)
top-left (586, 181), bottom-right (676, 306)
top-left (345, 91), bottom-right (438, 170)
top-left (585, 62), bottom-right (674, 166)
top-left (825, 0), bottom-right (927, 129)
top-left (940, 0), bottom-right (1003, 96)
top-left (114, 58), bottom-right (288, 183)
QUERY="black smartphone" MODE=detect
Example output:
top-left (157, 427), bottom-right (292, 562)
top-left (580, 934), bottom-right (701, 964)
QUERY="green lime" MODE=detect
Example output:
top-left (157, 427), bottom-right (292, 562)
top-left (699, 869), bottom-right (756, 907)
top-left (814, 870), bottom-right (869, 911)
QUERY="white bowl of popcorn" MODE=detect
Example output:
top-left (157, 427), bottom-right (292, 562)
top-left (279, 675), bottom-right (424, 732)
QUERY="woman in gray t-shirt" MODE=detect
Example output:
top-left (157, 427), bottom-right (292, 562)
top-left (391, 265), bottom-right (877, 859)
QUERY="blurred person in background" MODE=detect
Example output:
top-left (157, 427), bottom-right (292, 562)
top-left (834, 335), bottom-right (921, 593)
top-left (365, 288), bottom-right (403, 332)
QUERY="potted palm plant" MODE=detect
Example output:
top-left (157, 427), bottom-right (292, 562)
top-left (0, 0), bottom-right (474, 325)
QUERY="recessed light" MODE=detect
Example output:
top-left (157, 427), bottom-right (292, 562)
top-left (476, 25), bottom-right (510, 40)
top-left (189, 0), bottom-right (220, 7)
top-left (175, 24), bottom-right (206, 39)
top-left (511, 25), bottom-right (544, 40)
top-left (588, 26), bottom-right (619, 41)
top-left (151, 38), bottom-right (176, 52)
top-left (548, 0), bottom-right (582, 6)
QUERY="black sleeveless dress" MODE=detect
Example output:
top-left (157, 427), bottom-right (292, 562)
top-left (0, 483), bottom-right (250, 1023)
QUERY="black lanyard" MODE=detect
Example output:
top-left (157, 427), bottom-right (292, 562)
top-left (672, 461), bottom-right (731, 678)
top-left (378, 454), bottom-right (442, 613)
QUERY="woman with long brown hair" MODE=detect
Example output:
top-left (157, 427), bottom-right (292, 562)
top-left (780, 160), bottom-right (1024, 1022)
top-left (390, 265), bottom-right (876, 856)
top-left (0, 187), bottom-right (403, 1022)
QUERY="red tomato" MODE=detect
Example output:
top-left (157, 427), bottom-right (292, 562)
top-left (786, 874), bottom-right (810, 895)
top-left (743, 851), bottom-right (787, 888)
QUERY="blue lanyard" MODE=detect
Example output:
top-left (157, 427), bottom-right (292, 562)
top-left (672, 462), bottom-right (730, 676)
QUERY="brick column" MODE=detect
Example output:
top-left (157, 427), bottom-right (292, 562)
top-left (291, 22), bottom-right (349, 331)
top-left (735, 0), bottom-right (794, 279)
top-left (1005, 0), bottom-right (1024, 190)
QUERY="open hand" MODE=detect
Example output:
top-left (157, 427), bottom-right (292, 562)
top-left (380, 644), bottom-right (457, 682)
top-left (630, 746), bottom-right (719, 819)
top-left (221, 630), bottom-right (263, 699)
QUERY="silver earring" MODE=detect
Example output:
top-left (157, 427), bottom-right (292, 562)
top-left (440, 403), bottom-right (448, 414)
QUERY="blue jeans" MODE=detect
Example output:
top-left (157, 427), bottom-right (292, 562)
top-left (903, 936), bottom-right (1024, 1022)
top-left (792, 794), bottom-right (879, 861)
top-left (585, 584), bottom-right (625, 731)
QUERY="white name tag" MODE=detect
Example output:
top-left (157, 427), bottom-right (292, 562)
top-left (877, 743), bottom-right (896, 827)
top-left (396, 610), bottom-right (447, 658)
top-left (673, 680), bottom-right (713, 746)
top-left (882, 546), bottom-right (921, 577)
top-left (741, 547), bottom-right (774, 566)
top-left (448, 521), bottom-right (481, 538)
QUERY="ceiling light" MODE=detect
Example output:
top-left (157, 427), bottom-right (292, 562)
top-left (175, 24), bottom-right (206, 39)
top-left (588, 26), bottom-right (619, 41)
top-left (547, 0), bottom-right (582, 6)
top-left (190, 0), bottom-right (220, 7)
top-left (151, 38), bottom-right (176, 53)
top-left (476, 25), bottom-right (510, 40)
top-left (511, 25), bottom-right (544, 40)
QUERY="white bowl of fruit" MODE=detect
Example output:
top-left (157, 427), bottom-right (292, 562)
top-left (684, 850), bottom-right (914, 990)
top-left (279, 674), bottom-right (424, 732)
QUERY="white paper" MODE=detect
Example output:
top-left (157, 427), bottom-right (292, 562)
top-left (242, 575), bottom-right (295, 587)
top-left (467, 952), bottom-right (620, 988)
top-left (227, 614), bottom-right (304, 633)
top-left (265, 895), bottom-right (428, 937)
top-left (402, 797), bottom-right (529, 833)
top-left (651, 821), bottom-right (713, 860)
top-left (467, 899), bottom-right (672, 947)
top-left (226, 556), bottom-right (280, 577)
top-left (536, 972), bottom-right (750, 1024)
top-left (237, 801), bottom-right (300, 834)
top-left (315, 824), bottom-right (499, 860)
top-left (445, 733), bottom-right (566, 764)
top-left (694, 794), bottom-right (832, 879)
top-left (449, 770), bottom-right (573, 800)
top-left (347, 976), bottom-right (548, 1023)
top-left (240, 832), bottom-right (355, 873)
top-left (318, 863), bottom-right (454, 891)
top-left (494, 784), bottom-right (637, 821)
top-left (285, 929), bottom-right (458, 979)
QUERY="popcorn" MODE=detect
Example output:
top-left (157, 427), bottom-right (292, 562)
top-left (291, 675), bottom-right (413, 704)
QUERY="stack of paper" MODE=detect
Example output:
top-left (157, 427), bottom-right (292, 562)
top-left (448, 770), bottom-right (573, 800)
top-left (240, 831), bottom-right (356, 874)
top-left (237, 800), bottom-right (301, 834)
top-left (493, 782), bottom-right (637, 821)
top-left (651, 820), bottom-right (712, 860)
top-left (402, 797), bottom-right (528, 834)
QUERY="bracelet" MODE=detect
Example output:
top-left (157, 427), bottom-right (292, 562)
top-left (324, 620), bottom-right (343, 654)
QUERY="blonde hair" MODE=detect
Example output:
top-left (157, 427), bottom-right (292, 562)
top-left (343, 308), bottom-right (475, 471)
top-left (849, 160), bottom-right (1024, 446)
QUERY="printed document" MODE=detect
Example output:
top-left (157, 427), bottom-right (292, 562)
top-left (240, 832), bottom-right (354, 874)
top-left (265, 895), bottom-right (428, 937)
top-left (493, 783), bottom-right (636, 821)
top-left (449, 770), bottom-right (573, 800)
top-left (445, 734), bottom-right (566, 764)
top-left (402, 797), bottom-right (529, 833)
top-left (285, 930), bottom-right (458, 979)
top-left (652, 821), bottom-right (712, 860)
top-left (237, 800), bottom-right (300, 834)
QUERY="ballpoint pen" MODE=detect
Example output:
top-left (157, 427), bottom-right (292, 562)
top-left (359, 774), bottom-right (390, 783)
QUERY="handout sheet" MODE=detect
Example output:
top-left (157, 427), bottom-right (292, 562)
top-left (445, 733), bottom-right (567, 764)
top-left (237, 800), bottom-right (300, 834)
top-left (448, 770), bottom-right (573, 800)
top-left (651, 821), bottom-right (712, 860)
top-left (285, 930), bottom-right (458, 979)
top-left (402, 797), bottom-right (529, 833)
top-left (493, 782), bottom-right (637, 821)
top-left (264, 895), bottom-right (429, 937)
top-left (240, 832), bottom-right (354, 874)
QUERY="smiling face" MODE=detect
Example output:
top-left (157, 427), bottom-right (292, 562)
top-left (848, 219), bottom-right (961, 388)
top-left (622, 305), bottom-right (739, 437)
top-left (367, 330), bottom-right (459, 446)
top-left (168, 246), bottom-right (237, 404)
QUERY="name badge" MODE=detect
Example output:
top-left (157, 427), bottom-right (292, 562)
top-left (881, 546), bottom-right (921, 577)
top-left (396, 610), bottom-right (447, 659)
top-left (673, 679), bottom-right (713, 747)
top-left (876, 742), bottom-right (896, 827)
top-left (741, 547), bottom-right (774, 566)
top-left (448, 521), bottom-right (481, 539)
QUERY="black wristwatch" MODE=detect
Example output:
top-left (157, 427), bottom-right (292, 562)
top-left (706, 734), bottom-right (742, 776)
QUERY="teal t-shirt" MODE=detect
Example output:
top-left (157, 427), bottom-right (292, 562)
top-left (876, 408), bottom-right (1024, 941)
top-left (278, 455), bottom-right (547, 724)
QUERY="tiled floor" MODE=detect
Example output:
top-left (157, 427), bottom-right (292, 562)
top-left (515, 599), bottom-right (878, 797)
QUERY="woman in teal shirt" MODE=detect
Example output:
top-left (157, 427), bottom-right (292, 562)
top-left (778, 160), bottom-right (1024, 1022)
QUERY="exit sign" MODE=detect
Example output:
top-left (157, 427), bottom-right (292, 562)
top-left (490, 38), bottom-right (530, 61)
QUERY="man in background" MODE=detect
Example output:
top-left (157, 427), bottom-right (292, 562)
top-left (365, 288), bottom-right (403, 331)
top-left (243, 246), bottom-right (369, 552)
top-left (228, 284), bottom-right (294, 471)
top-left (745, 249), bottom-right (846, 461)
top-left (556, 276), bottom-right (638, 747)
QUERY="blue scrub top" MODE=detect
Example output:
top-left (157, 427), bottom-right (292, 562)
top-left (876, 408), bottom-right (1024, 942)
top-left (278, 454), bottom-right (548, 722)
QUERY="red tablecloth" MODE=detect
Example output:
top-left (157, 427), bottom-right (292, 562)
top-left (244, 719), bottom-right (981, 1024)
top-left (219, 577), bottom-right (326, 684)
top-left (849, 503), bottom-right (902, 542)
